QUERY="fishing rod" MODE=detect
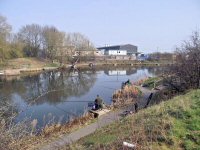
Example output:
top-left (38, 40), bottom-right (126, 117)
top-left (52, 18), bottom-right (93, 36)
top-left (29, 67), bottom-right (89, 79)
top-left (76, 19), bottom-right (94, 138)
top-left (101, 86), bottom-right (117, 90)
top-left (60, 100), bottom-right (94, 103)
top-left (53, 105), bottom-right (78, 117)
top-left (102, 80), bottom-right (124, 83)
top-left (16, 82), bottom-right (118, 115)
top-left (17, 88), bottom-right (69, 115)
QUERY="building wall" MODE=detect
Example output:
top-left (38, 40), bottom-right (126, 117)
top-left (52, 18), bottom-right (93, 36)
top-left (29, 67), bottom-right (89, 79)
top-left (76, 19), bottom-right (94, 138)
top-left (120, 44), bottom-right (138, 55)
top-left (97, 44), bottom-right (138, 56)
top-left (108, 50), bottom-right (127, 55)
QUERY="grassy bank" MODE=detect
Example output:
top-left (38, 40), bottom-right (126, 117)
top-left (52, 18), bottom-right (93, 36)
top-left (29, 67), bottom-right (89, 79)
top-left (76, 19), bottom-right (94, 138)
top-left (0, 57), bottom-right (60, 70)
top-left (71, 89), bottom-right (200, 150)
top-left (0, 57), bottom-right (172, 70)
top-left (140, 76), bottom-right (163, 89)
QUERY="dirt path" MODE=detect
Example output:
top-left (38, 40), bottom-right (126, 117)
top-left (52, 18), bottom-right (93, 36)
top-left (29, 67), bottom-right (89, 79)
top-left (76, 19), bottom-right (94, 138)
top-left (40, 86), bottom-right (153, 150)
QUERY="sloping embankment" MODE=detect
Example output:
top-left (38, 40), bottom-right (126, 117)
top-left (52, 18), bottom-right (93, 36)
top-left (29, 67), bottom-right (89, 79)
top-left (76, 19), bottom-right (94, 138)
top-left (72, 89), bottom-right (200, 150)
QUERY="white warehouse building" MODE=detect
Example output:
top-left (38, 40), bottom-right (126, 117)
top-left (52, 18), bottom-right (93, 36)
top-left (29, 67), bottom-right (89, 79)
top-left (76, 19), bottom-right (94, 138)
top-left (107, 49), bottom-right (127, 55)
top-left (97, 44), bottom-right (138, 56)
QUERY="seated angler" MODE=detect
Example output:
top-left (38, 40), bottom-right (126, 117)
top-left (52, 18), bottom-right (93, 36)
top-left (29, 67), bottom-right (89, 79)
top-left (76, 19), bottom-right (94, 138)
top-left (93, 95), bottom-right (104, 110)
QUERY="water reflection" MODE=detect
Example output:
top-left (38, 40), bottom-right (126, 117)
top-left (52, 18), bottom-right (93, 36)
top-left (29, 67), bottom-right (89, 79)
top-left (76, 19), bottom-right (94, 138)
top-left (104, 67), bottom-right (137, 76)
top-left (0, 69), bottom-right (97, 105)
top-left (0, 66), bottom-right (167, 127)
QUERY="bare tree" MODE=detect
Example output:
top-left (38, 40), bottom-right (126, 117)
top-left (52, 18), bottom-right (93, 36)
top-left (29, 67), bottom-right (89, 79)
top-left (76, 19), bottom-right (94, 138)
top-left (149, 52), bottom-right (173, 62)
top-left (66, 32), bottom-right (95, 56)
top-left (0, 15), bottom-right (12, 61)
top-left (9, 34), bottom-right (25, 58)
top-left (18, 24), bottom-right (42, 57)
top-left (42, 26), bottom-right (65, 62)
top-left (0, 15), bottom-right (12, 42)
top-left (170, 31), bottom-right (200, 90)
top-left (0, 15), bottom-right (96, 62)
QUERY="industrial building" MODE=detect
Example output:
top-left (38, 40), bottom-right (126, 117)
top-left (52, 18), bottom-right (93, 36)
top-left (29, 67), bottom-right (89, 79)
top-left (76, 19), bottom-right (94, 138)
top-left (96, 44), bottom-right (138, 56)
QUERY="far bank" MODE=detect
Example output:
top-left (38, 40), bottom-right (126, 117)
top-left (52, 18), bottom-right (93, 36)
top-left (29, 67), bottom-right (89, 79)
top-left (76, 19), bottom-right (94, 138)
top-left (0, 57), bottom-right (173, 76)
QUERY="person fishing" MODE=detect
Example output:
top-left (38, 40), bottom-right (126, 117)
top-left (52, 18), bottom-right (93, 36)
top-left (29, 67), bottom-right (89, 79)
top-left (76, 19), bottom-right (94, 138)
top-left (122, 79), bottom-right (131, 89)
top-left (93, 95), bottom-right (104, 110)
top-left (125, 79), bottom-right (131, 85)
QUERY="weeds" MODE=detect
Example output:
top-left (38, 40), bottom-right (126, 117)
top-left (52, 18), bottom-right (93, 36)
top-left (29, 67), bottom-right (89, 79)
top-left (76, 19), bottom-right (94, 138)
top-left (0, 95), bottom-right (96, 150)
top-left (0, 100), bottom-right (33, 150)
top-left (112, 85), bottom-right (142, 107)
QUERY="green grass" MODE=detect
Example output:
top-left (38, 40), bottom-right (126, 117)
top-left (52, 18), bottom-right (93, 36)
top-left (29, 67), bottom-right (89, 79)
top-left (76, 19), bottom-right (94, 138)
top-left (44, 62), bottom-right (60, 67)
top-left (143, 77), bottom-right (162, 89)
top-left (72, 89), bottom-right (200, 150)
top-left (171, 93), bottom-right (200, 150)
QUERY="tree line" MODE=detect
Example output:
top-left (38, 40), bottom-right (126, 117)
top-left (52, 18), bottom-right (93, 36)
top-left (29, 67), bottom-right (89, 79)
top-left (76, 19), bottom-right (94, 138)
top-left (0, 15), bottom-right (95, 64)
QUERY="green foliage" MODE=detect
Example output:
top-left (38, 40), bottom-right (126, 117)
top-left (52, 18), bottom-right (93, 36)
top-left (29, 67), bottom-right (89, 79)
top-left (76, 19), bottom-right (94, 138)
top-left (9, 48), bottom-right (24, 58)
top-left (143, 77), bottom-right (162, 89)
top-left (0, 44), bottom-right (24, 61)
top-left (44, 62), bottom-right (60, 67)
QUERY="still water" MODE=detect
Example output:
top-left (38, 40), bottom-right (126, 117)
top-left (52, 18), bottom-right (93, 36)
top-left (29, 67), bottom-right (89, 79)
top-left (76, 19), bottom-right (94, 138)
top-left (0, 66), bottom-right (166, 128)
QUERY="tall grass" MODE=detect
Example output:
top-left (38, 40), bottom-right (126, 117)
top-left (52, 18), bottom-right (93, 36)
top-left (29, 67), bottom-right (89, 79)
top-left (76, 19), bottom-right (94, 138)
top-left (112, 85), bottom-right (142, 107)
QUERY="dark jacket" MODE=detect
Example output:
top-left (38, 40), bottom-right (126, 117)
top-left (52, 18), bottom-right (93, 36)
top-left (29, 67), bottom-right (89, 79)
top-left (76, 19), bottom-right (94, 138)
top-left (95, 97), bottom-right (103, 109)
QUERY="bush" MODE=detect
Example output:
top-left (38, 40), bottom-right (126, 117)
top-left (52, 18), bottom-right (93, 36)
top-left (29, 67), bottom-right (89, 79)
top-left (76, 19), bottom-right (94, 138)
top-left (0, 100), bottom-right (32, 150)
top-left (169, 31), bottom-right (200, 90)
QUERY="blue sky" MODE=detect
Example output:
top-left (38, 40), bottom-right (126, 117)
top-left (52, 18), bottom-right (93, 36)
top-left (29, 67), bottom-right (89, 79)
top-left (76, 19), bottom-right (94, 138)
top-left (0, 0), bottom-right (200, 52)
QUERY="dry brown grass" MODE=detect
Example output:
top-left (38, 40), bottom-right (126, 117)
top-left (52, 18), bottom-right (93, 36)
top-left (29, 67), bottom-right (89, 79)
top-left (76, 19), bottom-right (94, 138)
top-left (0, 98), bottom-right (96, 150)
top-left (112, 85), bottom-right (142, 107)
top-left (15, 113), bottom-right (95, 150)
top-left (133, 77), bottom-right (149, 86)
top-left (2, 57), bottom-right (50, 69)
top-left (42, 113), bottom-right (94, 137)
top-left (0, 100), bottom-right (32, 150)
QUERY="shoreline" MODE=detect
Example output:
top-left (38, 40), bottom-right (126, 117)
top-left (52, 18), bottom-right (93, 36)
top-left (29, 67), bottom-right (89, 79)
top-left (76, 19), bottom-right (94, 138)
top-left (31, 83), bottom-right (163, 149)
top-left (0, 60), bottom-right (173, 76)
top-left (0, 67), bottom-right (59, 76)
top-left (0, 61), bottom-right (172, 76)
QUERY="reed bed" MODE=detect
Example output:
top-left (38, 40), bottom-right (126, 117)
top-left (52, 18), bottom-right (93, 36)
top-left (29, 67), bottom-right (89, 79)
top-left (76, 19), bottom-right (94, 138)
top-left (112, 85), bottom-right (142, 107)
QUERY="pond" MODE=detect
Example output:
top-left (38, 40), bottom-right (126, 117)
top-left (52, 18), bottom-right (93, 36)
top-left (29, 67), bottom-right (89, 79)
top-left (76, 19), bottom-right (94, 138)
top-left (0, 66), bottom-right (166, 128)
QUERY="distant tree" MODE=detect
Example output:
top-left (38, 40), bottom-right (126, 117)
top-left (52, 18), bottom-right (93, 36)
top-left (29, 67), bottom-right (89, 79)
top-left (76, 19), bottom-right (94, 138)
top-left (9, 34), bottom-right (25, 58)
top-left (0, 15), bottom-right (12, 42)
top-left (0, 15), bottom-right (12, 61)
top-left (0, 15), bottom-right (96, 63)
top-left (18, 24), bottom-right (42, 57)
top-left (66, 32), bottom-right (95, 56)
top-left (42, 26), bottom-right (65, 62)
top-left (149, 52), bottom-right (173, 61)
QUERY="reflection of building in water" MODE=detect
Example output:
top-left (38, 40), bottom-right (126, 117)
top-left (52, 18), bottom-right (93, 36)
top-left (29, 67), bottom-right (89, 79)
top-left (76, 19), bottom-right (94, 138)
top-left (104, 68), bottom-right (137, 76)
top-left (69, 71), bottom-right (79, 77)
top-left (126, 68), bottom-right (137, 75)
top-left (108, 70), bottom-right (126, 76)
